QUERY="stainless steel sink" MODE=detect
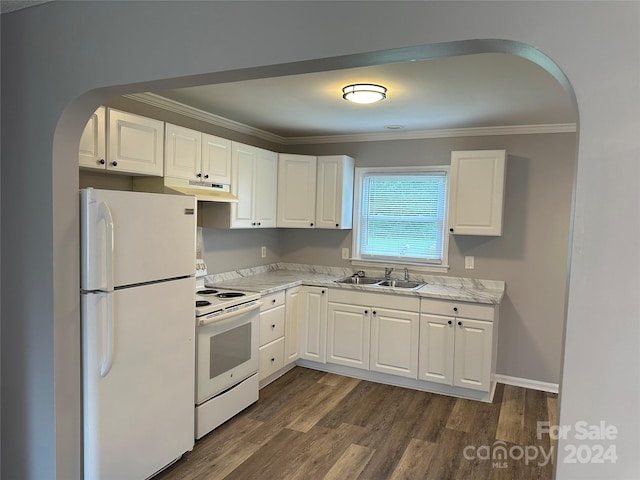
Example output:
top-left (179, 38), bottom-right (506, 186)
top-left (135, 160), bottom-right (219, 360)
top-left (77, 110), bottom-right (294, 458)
top-left (335, 276), bottom-right (383, 285)
top-left (335, 276), bottom-right (424, 289)
top-left (376, 279), bottom-right (424, 289)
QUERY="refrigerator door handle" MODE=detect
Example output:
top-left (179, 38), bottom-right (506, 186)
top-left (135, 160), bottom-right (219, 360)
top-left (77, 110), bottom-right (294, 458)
top-left (97, 201), bottom-right (115, 293)
top-left (100, 293), bottom-right (115, 377)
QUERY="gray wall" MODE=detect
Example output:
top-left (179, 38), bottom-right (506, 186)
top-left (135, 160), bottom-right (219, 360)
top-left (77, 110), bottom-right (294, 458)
top-left (279, 133), bottom-right (575, 385)
top-left (2, 2), bottom-right (639, 479)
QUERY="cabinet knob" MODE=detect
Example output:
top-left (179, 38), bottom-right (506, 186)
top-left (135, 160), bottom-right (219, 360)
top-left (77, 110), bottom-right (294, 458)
top-left (270, 357), bottom-right (275, 363)
top-left (448, 320), bottom-right (453, 325)
top-left (321, 290), bottom-right (325, 294)
top-left (196, 172), bottom-right (202, 178)
top-left (364, 310), bottom-right (368, 315)
top-left (271, 324), bottom-right (276, 329)
top-left (257, 222), bottom-right (261, 226)
top-left (372, 310), bottom-right (377, 315)
top-left (111, 161), bottom-right (118, 167)
top-left (272, 298), bottom-right (276, 303)
top-left (252, 222), bottom-right (256, 226)
top-left (453, 307), bottom-right (458, 313)
top-left (336, 223), bottom-right (339, 228)
top-left (458, 321), bottom-right (462, 326)
top-left (98, 159), bottom-right (105, 165)
top-left (310, 223), bottom-right (314, 227)
top-left (204, 174), bottom-right (209, 179)
top-left (449, 228), bottom-right (454, 233)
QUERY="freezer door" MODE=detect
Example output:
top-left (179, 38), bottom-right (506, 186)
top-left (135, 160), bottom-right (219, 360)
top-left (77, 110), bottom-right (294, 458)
top-left (82, 277), bottom-right (195, 480)
top-left (81, 188), bottom-right (196, 290)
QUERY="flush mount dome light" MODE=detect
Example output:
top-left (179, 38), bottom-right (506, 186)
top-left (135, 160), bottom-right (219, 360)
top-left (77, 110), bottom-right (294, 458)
top-left (342, 83), bottom-right (387, 104)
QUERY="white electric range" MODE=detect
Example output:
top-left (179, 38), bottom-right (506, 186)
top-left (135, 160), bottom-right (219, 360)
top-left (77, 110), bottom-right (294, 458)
top-left (193, 260), bottom-right (261, 439)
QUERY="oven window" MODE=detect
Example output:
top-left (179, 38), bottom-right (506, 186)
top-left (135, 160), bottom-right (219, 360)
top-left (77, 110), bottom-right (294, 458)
top-left (209, 323), bottom-right (251, 379)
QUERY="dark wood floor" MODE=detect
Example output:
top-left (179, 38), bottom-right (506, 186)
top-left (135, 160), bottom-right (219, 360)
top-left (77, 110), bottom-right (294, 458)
top-left (155, 367), bottom-right (558, 480)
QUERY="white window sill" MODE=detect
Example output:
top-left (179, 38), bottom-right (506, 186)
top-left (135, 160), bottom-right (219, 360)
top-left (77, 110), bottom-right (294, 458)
top-left (350, 258), bottom-right (450, 274)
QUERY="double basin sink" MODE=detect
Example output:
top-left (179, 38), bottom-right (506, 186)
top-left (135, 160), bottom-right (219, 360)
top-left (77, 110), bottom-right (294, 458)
top-left (335, 276), bottom-right (424, 290)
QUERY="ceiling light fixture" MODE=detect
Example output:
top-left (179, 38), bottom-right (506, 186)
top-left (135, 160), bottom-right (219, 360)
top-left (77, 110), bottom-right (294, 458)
top-left (342, 83), bottom-right (387, 104)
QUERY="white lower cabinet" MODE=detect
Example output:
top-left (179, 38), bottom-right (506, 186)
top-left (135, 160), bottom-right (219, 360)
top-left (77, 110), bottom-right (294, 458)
top-left (370, 308), bottom-right (419, 378)
top-left (284, 286), bottom-right (301, 365)
top-left (327, 303), bottom-right (370, 369)
top-left (258, 291), bottom-right (285, 381)
top-left (419, 299), bottom-right (497, 392)
top-left (326, 290), bottom-right (420, 379)
top-left (299, 286), bottom-right (328, 363)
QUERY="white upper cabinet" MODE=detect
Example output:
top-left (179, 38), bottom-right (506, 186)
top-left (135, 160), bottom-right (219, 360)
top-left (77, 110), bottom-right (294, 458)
top-left (164, 124), bottom-right (201, 180)
top-left (448, 150), bottom-right (506, 236)
top-left (107, 109), bottom-right (164, 176)
top-left (79, 106), bottom-right (106, 170)
top-left (165, 124), bottom-right (231, 184)
top-left (277, 154), bottom-right (318, 228)
top-left (315, 155), bottom-right (355, 229)
top-left (201, 142), bottom-right (277, 228)
top-left (201, 133), bottom-right (232, 184)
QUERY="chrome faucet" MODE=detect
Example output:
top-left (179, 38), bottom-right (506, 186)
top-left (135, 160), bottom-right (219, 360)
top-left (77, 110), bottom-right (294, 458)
top-left (384, 267), bottom-right (394, 280)
top-left (404, 267), bottom-right (410, 281)
top-left (354, 270), bottom-right (365, 278)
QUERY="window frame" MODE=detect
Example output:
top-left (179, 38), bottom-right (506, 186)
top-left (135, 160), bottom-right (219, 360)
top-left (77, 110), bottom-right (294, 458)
top-left (351, 165), bottom-right (450, 273)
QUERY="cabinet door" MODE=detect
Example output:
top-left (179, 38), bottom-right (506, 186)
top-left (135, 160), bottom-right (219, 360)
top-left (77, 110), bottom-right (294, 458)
top-left (164, 123), bottom-right (201, 180)
top-left (453, 318), bottom-right (493, 391)
top-left (284, 287), bottom-right (301, 365)
top-left (277, 154), bottom-right (317, 228)
top-left (316, 155), bottom-right (354, 229)
top-left (229, 142), bottom-right (256, 228)
top-left (448, 150), bottom-right (506, 236)
top-left (299, 286), bottom-right (327, 363)
top-left (255, 148), bottom-right (278, 228)
top-left (202, 134), bottom-right (231, 184)
top-left (418, 314), bottom-right (455, 385)
top-left (327, 303), bottom-right (370, 369)
top-left (107, 109), bottom-right (164, 176)
top-left (79, 106), bottom-right (106, 170)
top-left (370, 307), bottom-right (419, 379)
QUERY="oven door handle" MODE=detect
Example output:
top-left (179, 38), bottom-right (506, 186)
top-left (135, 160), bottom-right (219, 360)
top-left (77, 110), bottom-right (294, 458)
top-left (198, 300), bottom-right (263, 326)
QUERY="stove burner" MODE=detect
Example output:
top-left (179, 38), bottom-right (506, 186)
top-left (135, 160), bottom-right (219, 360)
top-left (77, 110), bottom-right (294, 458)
top-left (197, 289), bottom-right (219, 295)
top-left (196, 300), bottom-right (211, 307)
top-left (216, 292), bottom-right (246, 299)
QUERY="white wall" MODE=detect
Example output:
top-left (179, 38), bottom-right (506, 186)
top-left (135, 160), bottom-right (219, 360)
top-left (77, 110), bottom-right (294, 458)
top-left (1, 2), bottom-right (639, 479)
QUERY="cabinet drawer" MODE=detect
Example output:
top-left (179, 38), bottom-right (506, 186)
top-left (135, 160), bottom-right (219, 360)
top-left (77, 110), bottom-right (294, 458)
top-left (259, 303), bottom-right (285, 346)
top-left (259, 337), bottom-right (285, 381)
top-left (420, 298), bottom-right (495, 322)
top-left (260, 290), bottom-right (286, 311)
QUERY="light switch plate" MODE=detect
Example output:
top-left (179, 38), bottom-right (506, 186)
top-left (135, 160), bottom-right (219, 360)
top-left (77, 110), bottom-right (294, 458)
top-left (342, 248), bottom-right (350, 259)
top-left (465, 256), bottom-right (475, 269)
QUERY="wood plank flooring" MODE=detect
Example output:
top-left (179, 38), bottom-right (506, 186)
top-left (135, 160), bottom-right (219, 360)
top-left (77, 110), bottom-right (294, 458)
top-left (154, 367), bottom-right (557, 480)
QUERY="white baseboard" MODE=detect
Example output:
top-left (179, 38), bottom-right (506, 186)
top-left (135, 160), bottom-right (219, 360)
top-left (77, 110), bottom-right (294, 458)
top-left (494, 374), bottom-right (559, 394)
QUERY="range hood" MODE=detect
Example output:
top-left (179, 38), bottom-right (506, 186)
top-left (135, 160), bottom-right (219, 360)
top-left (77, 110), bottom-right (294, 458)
top-left (132, 176), bottom-right (239, 203)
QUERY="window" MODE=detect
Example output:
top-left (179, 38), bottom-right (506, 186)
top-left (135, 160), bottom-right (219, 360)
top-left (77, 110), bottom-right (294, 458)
top-left (352, 166), bottom-right (449, 269)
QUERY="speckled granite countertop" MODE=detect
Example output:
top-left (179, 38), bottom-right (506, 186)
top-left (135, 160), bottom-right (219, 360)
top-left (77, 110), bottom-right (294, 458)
top-left (205, 263), bottom-right (505, 305)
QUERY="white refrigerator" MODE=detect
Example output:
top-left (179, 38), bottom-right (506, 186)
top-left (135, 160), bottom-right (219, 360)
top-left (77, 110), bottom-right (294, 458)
top-left (80, 188), bottom-right (196, 480)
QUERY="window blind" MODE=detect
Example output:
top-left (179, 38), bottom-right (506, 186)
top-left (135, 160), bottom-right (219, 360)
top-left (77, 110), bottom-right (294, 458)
top-left (359, 172), bottom-right (447, 264)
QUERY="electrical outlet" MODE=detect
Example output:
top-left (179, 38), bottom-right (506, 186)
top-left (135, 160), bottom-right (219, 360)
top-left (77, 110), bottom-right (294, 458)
top-left (341, 247), bottom-right (350, 259)
top-left (261, 246), bottom-right (267, 258)
top-left (465, 256), bottom-right (475, 269)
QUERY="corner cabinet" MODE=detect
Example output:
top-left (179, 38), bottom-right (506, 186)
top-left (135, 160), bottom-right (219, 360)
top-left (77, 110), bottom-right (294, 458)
top-left (419, 298), bottom-right (498, 392)
top-left (277, 154), bottom-right (318, 228)
top-left (107, 109), bottom-right (164, 176)
top-left (299, 286), bottom-right (328, 363)
top-left (277, 154), bottom-right (355, 229)
top-left (79, 106), bottom-right (106, 169)
top-left (448, 150), bottom-right (506, 236)
top-left (201, 142), bottom-right (278, 229)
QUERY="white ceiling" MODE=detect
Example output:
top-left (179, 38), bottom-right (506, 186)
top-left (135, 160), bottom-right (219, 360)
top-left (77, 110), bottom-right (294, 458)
top-left (155, 52), bottom-right (576, 141)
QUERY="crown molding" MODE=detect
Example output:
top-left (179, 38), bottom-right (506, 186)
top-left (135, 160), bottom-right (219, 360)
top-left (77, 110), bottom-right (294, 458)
top-left (124, 92), bottom-right (577, 146)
